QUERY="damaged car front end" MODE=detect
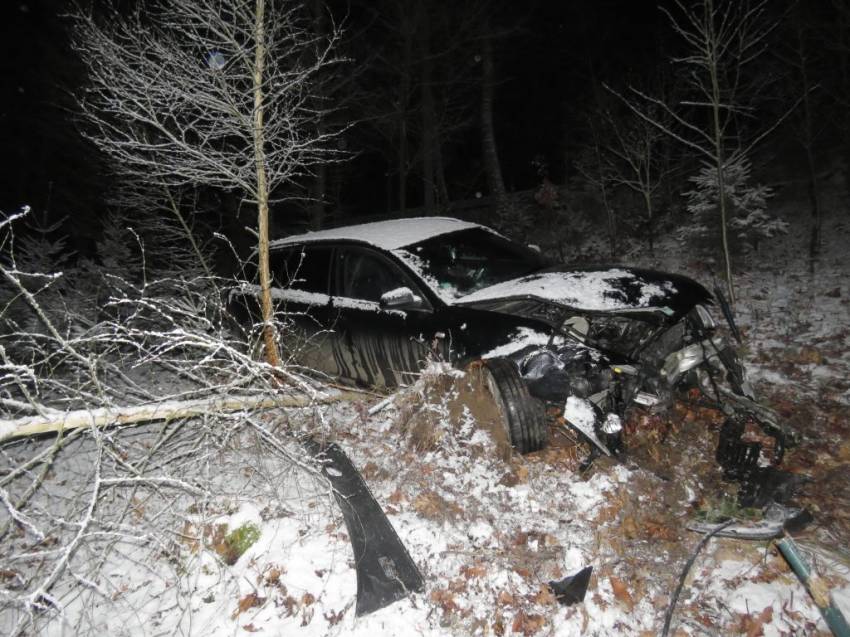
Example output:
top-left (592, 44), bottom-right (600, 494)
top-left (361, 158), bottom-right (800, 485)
top-left (452, 266), bottom-right (795, 472)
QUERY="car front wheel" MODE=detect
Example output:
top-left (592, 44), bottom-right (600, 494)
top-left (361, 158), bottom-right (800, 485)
top-left (478, 357), bottom-right (548, 454)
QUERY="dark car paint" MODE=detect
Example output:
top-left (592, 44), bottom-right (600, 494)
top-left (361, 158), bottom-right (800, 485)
top-left (455, 266), bottom-right (713, 324)
top-left (235, 238), bottom-right (713, 390)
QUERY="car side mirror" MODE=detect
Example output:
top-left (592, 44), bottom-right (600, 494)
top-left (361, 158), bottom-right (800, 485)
top-left (380, 287), bottom-right (425, 311)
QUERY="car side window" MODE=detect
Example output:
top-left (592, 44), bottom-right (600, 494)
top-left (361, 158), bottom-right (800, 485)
top-left (274, 245), bottom-right (332, 294)
top-left (336, 249), bottom-right (411, 303)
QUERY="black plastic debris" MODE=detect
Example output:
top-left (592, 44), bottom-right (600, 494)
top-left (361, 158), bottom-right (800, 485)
top-left (736, 467), bottom-right (810, 508)
top-left (716, 416), bottom-right (807, 508)
top-left (548, 566), bottom-right (593, 606)
top-left (716, 416), bottom-right (762, 476)
top-left (304, 440), bottom-right (424, 616)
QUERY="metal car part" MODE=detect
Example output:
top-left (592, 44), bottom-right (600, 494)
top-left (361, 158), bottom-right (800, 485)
top-left (304, 440), bottom-right (424, 616)
top-left (661, 335), bottom-right (727, 386)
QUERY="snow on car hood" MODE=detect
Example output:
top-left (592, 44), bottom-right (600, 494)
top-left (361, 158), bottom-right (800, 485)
top-left (454, 267), bottom-right (710, 315)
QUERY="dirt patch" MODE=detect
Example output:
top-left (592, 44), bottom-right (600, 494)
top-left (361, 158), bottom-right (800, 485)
top-left (391, 365), bottom-right (513, 461)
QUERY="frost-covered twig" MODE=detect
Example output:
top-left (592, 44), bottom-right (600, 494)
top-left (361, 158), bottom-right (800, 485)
top-left (0, 210), bottom-right (348, 635)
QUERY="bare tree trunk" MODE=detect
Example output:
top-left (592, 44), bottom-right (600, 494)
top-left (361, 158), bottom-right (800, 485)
top-left (311, 161), bottom-right (327, 230)
top-left (642, 189), bottom-right (654, 255)
top-left (793, 17), bottom-right (820, 265)
top-left (398, 5), bottom-right (413, 214)
top-left (643, 141), bottom-right (655, 255)
top-left (435, 140), bottom-right (450, 209)
top-left (706, 0), bottom-right (735, 303)
top-left (1, 391), bottom-right (364, 443)
top-left (480, 30), bottom-right (510, 220)
top-left (310, 0), bottom-right (327, 230)
top-left (419, 0), bottom-right (436, 213)
top-left (253, 0), bottom-right (281, 367)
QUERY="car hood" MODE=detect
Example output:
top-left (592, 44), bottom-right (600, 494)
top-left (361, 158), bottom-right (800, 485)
top-left (452, 266), bottom-right (711, 321)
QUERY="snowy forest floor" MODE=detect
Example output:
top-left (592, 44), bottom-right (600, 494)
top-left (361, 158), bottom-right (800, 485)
top-left (3, 176), bottom-right (850, 636)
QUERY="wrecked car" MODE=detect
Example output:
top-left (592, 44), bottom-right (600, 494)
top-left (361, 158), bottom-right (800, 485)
top-left (233, 217), bottom-right (793, 467)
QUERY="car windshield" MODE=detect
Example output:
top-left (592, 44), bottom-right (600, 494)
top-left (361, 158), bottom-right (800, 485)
top-left (395, 228), bottom-right (544, 300)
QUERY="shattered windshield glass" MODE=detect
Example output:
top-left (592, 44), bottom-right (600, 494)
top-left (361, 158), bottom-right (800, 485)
top-left (396, 228), bottom-right (544, 299)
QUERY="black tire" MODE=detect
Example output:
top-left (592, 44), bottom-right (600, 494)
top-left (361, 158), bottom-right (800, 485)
top-left (480, 357), bottom-right (548, 454)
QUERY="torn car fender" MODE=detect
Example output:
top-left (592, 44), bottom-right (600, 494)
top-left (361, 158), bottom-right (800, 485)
top-left (304, 440), bottom-right (424, 616)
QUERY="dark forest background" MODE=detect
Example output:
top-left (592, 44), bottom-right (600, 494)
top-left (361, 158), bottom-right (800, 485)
top-left (1, 0), bottom-right (848, 267)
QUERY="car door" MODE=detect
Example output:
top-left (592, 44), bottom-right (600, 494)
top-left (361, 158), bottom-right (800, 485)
top-left (269, 244), bottom-right (342, 378)
top-left (330, 245), bottom-right (443, 388)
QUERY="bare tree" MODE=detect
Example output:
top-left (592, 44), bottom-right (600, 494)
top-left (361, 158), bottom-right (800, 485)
top-left (479, 23), bottom-right (511, 222)
top-left (351, 0), bottom-right (483, 214)
top-left (0, 208), bottom-right (358, 635)
top-left (608, 0), bottom-right (785, 302)
top-left (774, 1), bottom-right (828, 267)
top-left (73, 0), bottom-right (342, 365)
top-left (603, 101), bottom-right (674, 255)
top-left (574, 112), bottom-right (619, 258)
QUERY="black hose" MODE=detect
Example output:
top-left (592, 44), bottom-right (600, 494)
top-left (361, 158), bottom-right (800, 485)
top-left (661, 519), bottom-right (735, 637)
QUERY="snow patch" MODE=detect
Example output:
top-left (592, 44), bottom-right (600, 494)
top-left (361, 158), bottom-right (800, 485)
top-left (480, 326), bottom-right (551, 359)
top-left (271, 217), bottom-right (485, 251)
top-left (457, 268), bottom-right (677, 311)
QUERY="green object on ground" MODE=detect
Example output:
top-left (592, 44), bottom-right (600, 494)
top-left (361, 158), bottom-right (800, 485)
top-left (223, 523), bottom-right (261, 565)
top-left (777, 537), bottom-right (850, 637)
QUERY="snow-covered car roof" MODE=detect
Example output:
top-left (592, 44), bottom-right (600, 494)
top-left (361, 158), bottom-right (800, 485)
top-left (270, 217), bottom-right (483, 251)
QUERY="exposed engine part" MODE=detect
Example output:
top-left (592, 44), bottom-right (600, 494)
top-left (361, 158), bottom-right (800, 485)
top-left (508, 301), bottom-right (797, 486)
top-left (520, 344), bottom-right (611, 403)
top-left (601, 413), bottom-right (622, 434)
top-left (661, 335), bottom-right (727, 386)
top-left (633, 391), bottom-right (661, 407)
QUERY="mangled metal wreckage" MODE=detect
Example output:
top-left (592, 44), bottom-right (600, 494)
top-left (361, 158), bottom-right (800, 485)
top-left (235, 216), bottom-right (794, 470)
top-left (233, 217), bottom-right (800, 613)
top-left (458, 267), bottom-right (794, 471)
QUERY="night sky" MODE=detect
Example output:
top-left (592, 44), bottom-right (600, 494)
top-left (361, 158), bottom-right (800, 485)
top-left (0, 0), bottom-right (833, 253)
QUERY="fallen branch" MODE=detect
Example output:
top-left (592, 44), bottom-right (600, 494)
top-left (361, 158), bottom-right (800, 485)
top-left (0, 390), bottom-right (364, 443)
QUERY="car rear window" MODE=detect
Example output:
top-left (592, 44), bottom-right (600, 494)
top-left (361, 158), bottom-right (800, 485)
top-left (274, 246), bottom-right (332, 294)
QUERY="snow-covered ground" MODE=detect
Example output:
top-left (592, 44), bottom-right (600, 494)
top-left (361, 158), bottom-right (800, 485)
top-left (2, 174), bottom-right (849, 636)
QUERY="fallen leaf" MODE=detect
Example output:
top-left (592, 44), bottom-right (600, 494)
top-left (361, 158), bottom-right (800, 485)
top-left (430, 588), bottom-right (458, 613)
top-left (324, 609), bottom-right (345, 626)
top-left (492, 617), bottom-right (505, 636)
top-left (460, 563), bottom-right (487, 579)
top-left (497, 590), bottom-right (516, 606)
top-left (532, 585), bottom-right (556, 606)
top-left (231, 593), bottom-right (265, 619)
top-left (609, 576), bottom-right (635, 611)
top-left (515, 463), bottom-right (529, 483)
top-left (732, 605), bottom-right (773, 637)
top-left (511, 609), bottom-right (546, 636)
top-left (622, 516), bottom-right (638, 539)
